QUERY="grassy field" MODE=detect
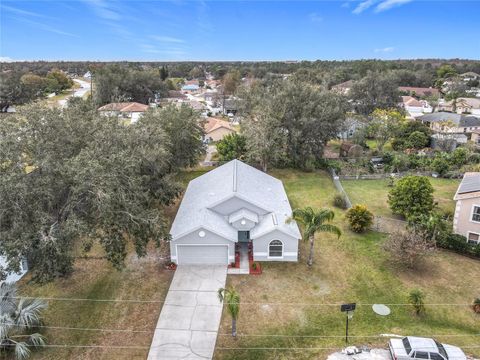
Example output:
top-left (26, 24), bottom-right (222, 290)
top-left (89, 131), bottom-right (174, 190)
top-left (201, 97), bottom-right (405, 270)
top-left (14, 168), bottom-right (477, 360)
top-left (341, 177), bottom-right (460, 218)
top-left (214, 170), bottom-right (479, 360)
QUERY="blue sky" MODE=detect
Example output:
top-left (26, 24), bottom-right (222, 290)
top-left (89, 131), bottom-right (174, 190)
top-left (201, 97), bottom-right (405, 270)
top-left (1, 0), bottom-right (479, 61)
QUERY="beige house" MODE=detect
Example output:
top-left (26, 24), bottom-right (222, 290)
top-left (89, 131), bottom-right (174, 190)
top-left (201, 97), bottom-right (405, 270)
top-left (453, 172), bottom-right (480, 244)
top-left (97, 102), bottom-right (149, 123)
top-left (204, 117), bottom-right (236, 143)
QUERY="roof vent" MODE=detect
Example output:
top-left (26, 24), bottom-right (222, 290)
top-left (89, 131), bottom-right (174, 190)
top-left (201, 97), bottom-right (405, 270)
top-left (271, 213), bottom-right (278, 225)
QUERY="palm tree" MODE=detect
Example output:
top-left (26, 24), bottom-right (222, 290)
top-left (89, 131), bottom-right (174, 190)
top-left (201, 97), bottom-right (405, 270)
top-left (0, 282), bottom-right (47, 360)
top-left (218, 286), bottom-right (240, 337)
top-left (288, 207), bottom-right (341, 266)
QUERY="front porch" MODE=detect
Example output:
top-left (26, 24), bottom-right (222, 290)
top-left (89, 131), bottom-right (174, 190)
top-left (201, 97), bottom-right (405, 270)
top-left (227, 242), bottom-right (262, 275)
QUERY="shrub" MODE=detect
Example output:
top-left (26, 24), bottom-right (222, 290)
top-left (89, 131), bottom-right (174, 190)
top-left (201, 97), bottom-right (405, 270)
top-left (468, 153), bottom-right (480, 164)
top-left (451, 147), bottom-right (468, 167)
top-left (383, 229), bottom-right (435, 268)
top-left (346, 205), bottom-right (374, 233)
top-left (432, 157), bottom-right (450, 176)
top-left (472, 298), bottom-right (480, 314)
top-left (388, 176), bottom-right (434, 220)
top-left (333, 193), bottom-right (349, 210)
top-left (406, 131), bottom-right (429, 149)
top-left (436, 232), bottom-right (480, 258)
top-left (408, 289), bottom-right (426, 316)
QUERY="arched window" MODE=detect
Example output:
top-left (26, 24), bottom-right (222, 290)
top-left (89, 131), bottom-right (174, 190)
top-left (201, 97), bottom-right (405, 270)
top-left (269, 240), bottom-right (283, 258)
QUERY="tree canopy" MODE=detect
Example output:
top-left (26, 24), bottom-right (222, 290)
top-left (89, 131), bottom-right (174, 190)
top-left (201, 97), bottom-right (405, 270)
top-left (0, 98), bottom-right (202, 282)
top-left (388, 176), bottom-right (434, 221)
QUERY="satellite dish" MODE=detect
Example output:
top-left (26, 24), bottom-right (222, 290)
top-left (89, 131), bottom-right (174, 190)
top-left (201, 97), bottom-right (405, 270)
top-left (372, 304), bottom-right (391, 316)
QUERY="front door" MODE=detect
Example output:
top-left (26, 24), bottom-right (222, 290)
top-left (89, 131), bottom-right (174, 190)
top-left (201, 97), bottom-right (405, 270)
top-left (238, 231), bottom-right (250, 243)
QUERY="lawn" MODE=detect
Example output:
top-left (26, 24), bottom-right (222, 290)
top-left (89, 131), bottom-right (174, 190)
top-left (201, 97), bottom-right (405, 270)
top-left (341, 177), bottom-right (460, 218)
top-left (214, 170), bottom-right (479, 360)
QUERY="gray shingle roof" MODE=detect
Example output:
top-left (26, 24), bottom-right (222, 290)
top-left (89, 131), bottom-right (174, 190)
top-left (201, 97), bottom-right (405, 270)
top-left (170, 160), bottom-right (301, 241)
top-left (457, 172), bottom-right (480, 195)
top-left (418, 112), bottom-right (480, 127)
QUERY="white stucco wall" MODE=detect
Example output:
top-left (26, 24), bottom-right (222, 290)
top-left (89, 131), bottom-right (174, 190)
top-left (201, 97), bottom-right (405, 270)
top-left (252, 229), bottom-right (299, 262)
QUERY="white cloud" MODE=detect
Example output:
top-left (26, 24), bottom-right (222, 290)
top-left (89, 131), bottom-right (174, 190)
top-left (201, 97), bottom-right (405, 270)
top-left (150, 35), bottom-right (185, 44)
top-left (84, 0), bottom-right (121, 20)
top-left (308, 12), bottom-right (323, 23)
top-left (1, 4), bottom-right (49, 18)
top-left (375, 0), bottom-right (414, 12)
top-left (0, 56), bottom-right (16, 62)
top-left (10, 16), bottom-right (78, 37)
top-left (353, 0), bottom-right (378, 14)
top-left (374, 46), bottom-right (395, 53)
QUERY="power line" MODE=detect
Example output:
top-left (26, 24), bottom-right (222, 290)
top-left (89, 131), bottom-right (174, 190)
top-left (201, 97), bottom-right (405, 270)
top-left (3, 322), bottom-right (479, 339)
top-left (4, 296), bottom-right (473, 306)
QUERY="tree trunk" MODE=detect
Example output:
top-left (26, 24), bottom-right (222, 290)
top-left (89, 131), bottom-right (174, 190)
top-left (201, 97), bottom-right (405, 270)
top-left (307, 234), bottom-right (315, 266)
top-left (232, 318), bottom-right (237, 337)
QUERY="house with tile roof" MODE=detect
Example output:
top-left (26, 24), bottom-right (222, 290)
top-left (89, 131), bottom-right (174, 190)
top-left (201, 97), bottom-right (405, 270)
top-left (438, 97), bottom-right (480, 116)
top-left (204, 117), bottom-right (236, 143)
top-left (169, 160), bottom-right (301, 265)
top-left (97, 102), bottom-right (149, 123)
top-left (401, 96), bottom-right (433, 118)
top-left (453, 172), bottom-right (480, 244)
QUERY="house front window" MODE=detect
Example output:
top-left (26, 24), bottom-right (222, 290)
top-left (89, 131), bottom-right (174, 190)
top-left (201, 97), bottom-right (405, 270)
top-left (468, 232), bottom-right (480, 244)
top-left (472, 206), bottom-right (480, 222)
top-left (268, 240), bottom-right (283, 257)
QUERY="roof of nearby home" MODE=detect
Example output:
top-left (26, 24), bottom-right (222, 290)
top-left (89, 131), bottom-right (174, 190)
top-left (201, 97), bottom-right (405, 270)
top-left (98, 102), bottom-right (149, 112)
top-left (166, 90), bottom-right (187, 99)
top-left (182, 84), bottom-right (200, 91)
top-left (204, 117), bottom-right (235, 134)
top-left (185, 100), bottom-right (206, 110)
top-left (418, 112), bottom-right (480, 127)
top-left (398, 86), bottom-right (439, 97)
top-left (402, 96), bottom-right (423, 107)
top-left (170, 160), bottom-right (301, 241)
top-left (461, 71), bottom-right (480, 77)
top-left (457, 97), bottom-right (480, 109)
top-left (454, 172), bottom-right (480, 200)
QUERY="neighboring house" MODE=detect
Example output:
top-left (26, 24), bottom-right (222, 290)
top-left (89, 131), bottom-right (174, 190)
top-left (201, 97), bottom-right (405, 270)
top-left (97, 102), bottom-right (149, 123)
top-left (417, 112), bottom-right (480, 134)
top-left (169, 160), bottom-right (301, 265)
top-left (223, 98), bottom-right (238, 116)
top-left (331, 80), bottom-right (354, 95)
top-left (460, 72), bottom-right (480, 82)
top-left (83, 71), bottom-right (92, 79)
top-left (338, 116), bottom-right (364, 140)
top-left (204, 117), bottom-right (236, 143)
top-left (453, 172), bottom-right (480, 244)
top-left (438, 97), bottom-right (480, 116)
top-left (162, 90), bottom-right (187, 103)
top-left (400, 96), bottom-right (433, 118)
top-left (185, 100), bottom-right (208, 115)
top-left (0, 256), bottom-right (28, 284)
top-left (398, 86), bottom-right (440, 98)
top-left (471, 129), bottom-right (480, 146)
top-left (181, 80), bottom-right (200, 93)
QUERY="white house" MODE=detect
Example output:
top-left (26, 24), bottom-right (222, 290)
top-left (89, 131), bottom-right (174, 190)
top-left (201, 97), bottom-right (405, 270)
top-left (97, 102), bottom-right (149, 124)
top-left (400, 96), bottom-right (433, 119)
top-left (0, 256), bottom-right (28, 284)
top-left (169, 160), bottom-right (301, 265)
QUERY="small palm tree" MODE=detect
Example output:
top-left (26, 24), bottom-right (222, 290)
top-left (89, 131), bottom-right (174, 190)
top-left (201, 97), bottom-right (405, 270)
top-left (288, 207), bottom-right (341, 266)
top-left (408, 289), bottom-right (426, 316)
top-left (218, 286), bottom-right (240, 337)
top-left (0, 282), bottom-right (47, 360)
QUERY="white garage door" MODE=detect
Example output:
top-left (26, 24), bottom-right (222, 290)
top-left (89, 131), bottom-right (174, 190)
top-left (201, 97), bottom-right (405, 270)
top-left (177, 245), bottom-right (229, 265)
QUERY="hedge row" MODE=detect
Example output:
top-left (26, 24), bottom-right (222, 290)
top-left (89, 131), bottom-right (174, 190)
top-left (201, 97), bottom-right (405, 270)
top-left (437, 233), bottom-right (480, 258)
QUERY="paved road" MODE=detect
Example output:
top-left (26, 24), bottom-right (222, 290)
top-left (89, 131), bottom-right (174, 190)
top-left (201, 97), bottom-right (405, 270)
top-left (148, 265), bottom-right (227, 360)
top-left (58, 78), bottom-right (91, 107)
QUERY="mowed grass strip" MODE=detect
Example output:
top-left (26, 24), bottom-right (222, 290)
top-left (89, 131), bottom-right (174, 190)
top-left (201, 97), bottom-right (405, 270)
top-left (214, 170), bottom-right (479, 360)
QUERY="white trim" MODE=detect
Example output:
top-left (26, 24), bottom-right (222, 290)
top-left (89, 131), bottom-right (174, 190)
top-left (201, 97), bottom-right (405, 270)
top-left (252, 226), bottom-right (300, 241)
top-left (469, 204), bottom-right (480, 223)
top-left (176, 244), bottom-right (229, 265)
top-left (253, 252), bottom-right (268, 256)
top-left (171, 225), bottom-right (237, 243)
top-left (170, 255), bottom-right (177, 260)
top-left (467, 231), bottom-right (480, 244)
top-left (283, 252), bottom-right (298, 256)
top-left (267, 239), bottom-right (283, 259)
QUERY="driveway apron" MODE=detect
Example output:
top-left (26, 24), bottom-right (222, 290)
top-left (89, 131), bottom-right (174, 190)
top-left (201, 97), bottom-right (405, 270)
top-left (147, 265), bottom-right (227, 360)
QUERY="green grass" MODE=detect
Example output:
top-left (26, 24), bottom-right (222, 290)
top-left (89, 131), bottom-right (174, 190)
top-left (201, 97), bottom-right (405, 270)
top-left (342, 177), bottom-right (460, 218)
top-left (214, 169), bottom-right (479, 360)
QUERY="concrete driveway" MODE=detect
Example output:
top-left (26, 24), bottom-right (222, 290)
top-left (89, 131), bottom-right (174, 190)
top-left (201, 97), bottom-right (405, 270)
top-left (148, 265), bottom-right (227, 360)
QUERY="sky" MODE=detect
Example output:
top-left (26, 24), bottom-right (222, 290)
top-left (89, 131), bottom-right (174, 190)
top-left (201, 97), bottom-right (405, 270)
top-left (0, 0), bottom-right (479, 61)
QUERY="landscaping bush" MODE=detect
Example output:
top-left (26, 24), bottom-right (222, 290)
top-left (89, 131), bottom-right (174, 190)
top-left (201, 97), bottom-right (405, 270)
top-left (451, 147), bottom-right (468, 167)
top-left (333, 193), bottom-right (349, 210)
top-left (468, 153), bottom-right (480, 164)
top-left (472, 298), bottom-right (480, 314)
top-left (346, 204), bottom-right (374, 233)
top-left (383, 229), bottom-right (435, 268)
top-left (431, 157), bottom-right (450, 176)
top-left (408, 289), bottom-right (426, 316)
top-left (436, 232), bottom-right (480, 258)
top-left (406, 131), bottom-right (429, 149)
top-left (388, 176), bottom-right (434, 220)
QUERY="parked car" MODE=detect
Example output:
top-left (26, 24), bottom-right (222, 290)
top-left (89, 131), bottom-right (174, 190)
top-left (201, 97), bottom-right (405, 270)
top-left (389, 336), bottom-right (467, 360)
